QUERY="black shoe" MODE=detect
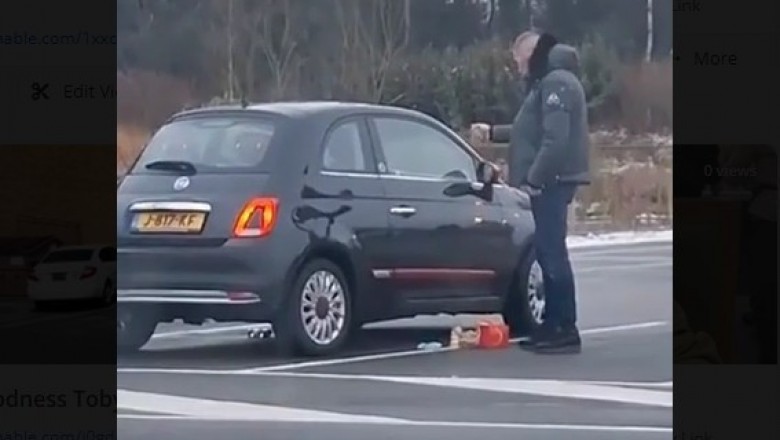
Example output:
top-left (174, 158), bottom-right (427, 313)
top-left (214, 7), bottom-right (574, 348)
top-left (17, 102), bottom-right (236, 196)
top-left (517, 323), bottom-right (556, 350)
top-left (533, 325), bottom-right (582, 354)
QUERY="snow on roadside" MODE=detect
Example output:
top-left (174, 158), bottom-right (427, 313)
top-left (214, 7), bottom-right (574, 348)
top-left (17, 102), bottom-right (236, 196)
top-left (567, 229), bottom-right (672, 249)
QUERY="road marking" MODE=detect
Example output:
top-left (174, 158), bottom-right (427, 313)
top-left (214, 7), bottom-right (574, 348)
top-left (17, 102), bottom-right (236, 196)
top-left (119, 414), bottom-right (191, 420)
top-left (577, 321), bottom-right (667, 335)
top-left (574, 254), bottom-right (671, 263)
top-left (117, 390), bottom-right (671, 433)
top-left (118, 321), bottom-right (668, 375)
top-left (581, 380), bottom-right (672, 389)
top-left (576, 261), bottom-right (671, 274)
top-left (244, 372), bottom-right (672, 407)
top-left (118, 389), bottom-right (407, 423)
top-left (571, 243), bottom-right (671, 257)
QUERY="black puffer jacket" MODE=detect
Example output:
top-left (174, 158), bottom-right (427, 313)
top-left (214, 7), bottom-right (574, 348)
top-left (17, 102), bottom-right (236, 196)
top-left (492, 34), bottom-right (590, 188)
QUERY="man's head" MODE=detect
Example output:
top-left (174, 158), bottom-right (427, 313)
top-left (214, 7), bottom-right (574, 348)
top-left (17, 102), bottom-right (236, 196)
top-left (511, 31), bottom-right (540, 75)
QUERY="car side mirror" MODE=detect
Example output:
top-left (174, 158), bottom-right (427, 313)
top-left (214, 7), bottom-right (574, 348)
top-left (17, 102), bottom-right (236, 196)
top-left (476, 161), bottom-right (499, 185)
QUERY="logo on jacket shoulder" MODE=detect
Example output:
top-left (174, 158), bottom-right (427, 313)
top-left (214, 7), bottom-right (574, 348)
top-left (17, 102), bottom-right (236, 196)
top-left (545, 92), bottom-right (561, 106)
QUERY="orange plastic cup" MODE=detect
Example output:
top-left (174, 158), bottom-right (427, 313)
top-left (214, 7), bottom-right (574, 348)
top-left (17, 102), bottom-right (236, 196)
top-left (478, 322), bottom-right (509, 349)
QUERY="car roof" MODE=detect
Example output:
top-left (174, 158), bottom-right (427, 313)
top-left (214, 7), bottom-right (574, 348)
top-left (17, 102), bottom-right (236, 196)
top-left (171, 101), bottom-right (431, 123)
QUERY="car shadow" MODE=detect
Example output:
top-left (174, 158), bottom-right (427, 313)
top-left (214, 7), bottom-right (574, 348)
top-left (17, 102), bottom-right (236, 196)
top-left (118, 326), bottom-right (454, 369)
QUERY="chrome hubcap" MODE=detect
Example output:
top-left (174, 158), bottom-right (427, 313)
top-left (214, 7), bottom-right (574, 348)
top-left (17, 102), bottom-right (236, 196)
top-left (300, 270), bottom-right (346, 345)
top-left (527, 260), bottom-right (545, 324)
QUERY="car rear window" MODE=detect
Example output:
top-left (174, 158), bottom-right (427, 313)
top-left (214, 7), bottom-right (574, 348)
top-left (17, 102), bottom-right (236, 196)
top-left (133, 117), bottom-right (278, 173)
top-left (43, 249), bottom-right (94, 263)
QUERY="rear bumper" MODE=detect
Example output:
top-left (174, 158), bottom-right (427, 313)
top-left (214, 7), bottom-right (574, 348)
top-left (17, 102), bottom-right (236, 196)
top-left (117, 240), bottom-right (293, 318)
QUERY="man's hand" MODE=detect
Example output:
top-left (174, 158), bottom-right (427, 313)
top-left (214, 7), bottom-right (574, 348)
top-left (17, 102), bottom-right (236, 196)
top-left (518, 183), bottom-right (542, 197)
top-left (469, 123), bottom-right (491, 148)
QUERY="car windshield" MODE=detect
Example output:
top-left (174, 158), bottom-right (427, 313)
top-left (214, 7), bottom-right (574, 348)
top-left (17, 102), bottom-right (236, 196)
top-left (42, 249), bottom-right (94, 263)
top-left (133, 117), bottom-right (278, 173)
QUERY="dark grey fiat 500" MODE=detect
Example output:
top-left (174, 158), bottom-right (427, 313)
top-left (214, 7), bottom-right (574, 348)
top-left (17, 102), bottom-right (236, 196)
top-left (116, 102), bottom-right (543, 356)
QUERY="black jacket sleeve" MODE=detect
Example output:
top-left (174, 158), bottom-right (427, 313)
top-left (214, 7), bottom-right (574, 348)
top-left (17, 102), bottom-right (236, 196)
top-left (490, 125), bottom-right (512, 143)
top-left (526, 77), bottom-right (572, 188)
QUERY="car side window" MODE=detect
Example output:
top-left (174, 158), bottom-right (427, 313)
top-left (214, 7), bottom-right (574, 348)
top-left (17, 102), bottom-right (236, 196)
top-left (373, 118), bottom-right (476, 181)
top-left (98, 247), bottom-right (116, 262)
top-left (321, 121), bottom-right (368, 172)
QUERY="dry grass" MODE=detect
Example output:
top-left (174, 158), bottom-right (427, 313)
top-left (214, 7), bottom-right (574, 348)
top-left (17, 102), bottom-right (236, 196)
top-left (117, 124), bottom-right (151, 175)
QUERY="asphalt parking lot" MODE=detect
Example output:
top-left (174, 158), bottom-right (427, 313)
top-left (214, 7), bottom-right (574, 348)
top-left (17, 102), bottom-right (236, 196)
top-left (0, 240), bottom-right (672, 438)
top-left (116, 240), bottom-right (673, 440)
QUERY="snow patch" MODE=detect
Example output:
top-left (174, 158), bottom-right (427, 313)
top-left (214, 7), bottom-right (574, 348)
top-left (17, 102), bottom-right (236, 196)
top-left (567, 230), bottom-right (672, 249)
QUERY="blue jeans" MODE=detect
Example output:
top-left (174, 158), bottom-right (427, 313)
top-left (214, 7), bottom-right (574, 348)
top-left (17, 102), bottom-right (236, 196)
top-left (531, 183), bottom-right (578, 328)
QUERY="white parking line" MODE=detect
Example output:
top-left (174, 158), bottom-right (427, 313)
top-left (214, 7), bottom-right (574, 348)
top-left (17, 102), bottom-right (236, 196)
top-left (570, 243), bottom-right (671, 257)
top-left (118, 389), bottom-right (407, 423)
top-left (117, 389), bottom-right (671, 433)
top-left (576, 261), bottom-right (671, 274)
top-left (581, 380), bottom-right (672, 388)
top-left (243, 372), bottom-right (673, 407)
top-left (117, 412), bottom-right (671, 434)
top-left (118, 321), bottom-right (668, 375)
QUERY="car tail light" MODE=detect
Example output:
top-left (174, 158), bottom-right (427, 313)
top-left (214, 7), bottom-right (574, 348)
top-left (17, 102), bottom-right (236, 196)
top-left (80, 266), bottom-right (97, 279)
top-left (233, 197), bottom-right (279, 238)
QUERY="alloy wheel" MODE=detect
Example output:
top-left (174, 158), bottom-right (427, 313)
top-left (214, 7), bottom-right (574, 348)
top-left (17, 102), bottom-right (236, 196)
top-left (527, 260), bottom-right (546, 325)
top-left (300, 270), bottom-right (347, 346)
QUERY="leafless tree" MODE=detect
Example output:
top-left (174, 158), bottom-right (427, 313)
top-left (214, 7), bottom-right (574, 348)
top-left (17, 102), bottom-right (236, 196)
top-left (203, 0), bottom-right (237, 100)
top-left (645, 0), bottom-right (654, 62)
top-left (253, 0), bottom-right (301, 100)
top-left (333, 0), bottom-right (410, 102)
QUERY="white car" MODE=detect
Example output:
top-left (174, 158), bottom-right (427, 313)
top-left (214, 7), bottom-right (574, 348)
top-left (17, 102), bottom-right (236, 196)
top-left (27, 245), bottom-right (116, 308)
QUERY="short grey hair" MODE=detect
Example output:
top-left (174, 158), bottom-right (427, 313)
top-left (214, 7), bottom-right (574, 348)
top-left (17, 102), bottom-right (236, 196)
top-left (513, 31), bottom-right (540, 51)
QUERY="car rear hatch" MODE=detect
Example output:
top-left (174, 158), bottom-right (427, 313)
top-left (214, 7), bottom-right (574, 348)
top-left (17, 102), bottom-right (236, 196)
top-left (117, 113), bottom-right (284, 247)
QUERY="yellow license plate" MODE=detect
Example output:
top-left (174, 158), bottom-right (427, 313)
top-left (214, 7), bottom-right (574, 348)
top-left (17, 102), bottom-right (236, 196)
top-left (133, 212), bottom-right (206, 233)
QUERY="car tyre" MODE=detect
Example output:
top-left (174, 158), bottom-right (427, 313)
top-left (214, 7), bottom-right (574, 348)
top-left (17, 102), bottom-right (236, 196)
top-left (275, 259), bottom-right (352, 357)
top-left (502, 250), bottom-right (546, 337)
top-left (117, 305), bottom-right (158, 354)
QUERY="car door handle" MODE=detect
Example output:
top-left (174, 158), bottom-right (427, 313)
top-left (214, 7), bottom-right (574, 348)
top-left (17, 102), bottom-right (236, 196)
top-left (389, 206), bottom-right (417, 217)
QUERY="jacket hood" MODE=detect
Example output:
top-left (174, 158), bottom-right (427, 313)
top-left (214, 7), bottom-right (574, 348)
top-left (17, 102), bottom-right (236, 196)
top-left (527, 33), bottom-right (581, 81)
top-left (548, 44), bottom-right (580, 77)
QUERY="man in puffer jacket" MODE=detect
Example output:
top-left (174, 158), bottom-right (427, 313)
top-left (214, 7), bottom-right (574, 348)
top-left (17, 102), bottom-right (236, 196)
top-left (674, 300), bottom-right (721, 364)
top-left (472, 31), bottom-right (590, 353)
